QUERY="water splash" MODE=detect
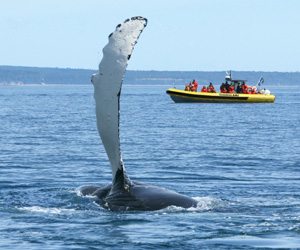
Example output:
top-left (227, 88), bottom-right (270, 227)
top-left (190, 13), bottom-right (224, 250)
top-left (17, 206), bottom-right (75, 214)
top-left (153, 196), bottom-right (226, 214)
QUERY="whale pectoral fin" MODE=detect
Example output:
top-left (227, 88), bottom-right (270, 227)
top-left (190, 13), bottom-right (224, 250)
top-left (92, 17), bottom-right (147, 182)
top-left (84, 17), bottom-right (198, 212)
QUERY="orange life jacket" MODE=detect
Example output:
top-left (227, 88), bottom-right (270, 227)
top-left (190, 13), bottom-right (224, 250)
top-left (193, 82), bottom-right (198, 91)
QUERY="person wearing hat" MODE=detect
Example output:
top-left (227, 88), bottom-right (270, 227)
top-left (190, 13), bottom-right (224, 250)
top-left (251, 86), bottom-right (257, 94)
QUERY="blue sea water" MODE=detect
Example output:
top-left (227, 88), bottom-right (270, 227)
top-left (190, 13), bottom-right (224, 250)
top-left (0, 85), bottom-right (300, 250)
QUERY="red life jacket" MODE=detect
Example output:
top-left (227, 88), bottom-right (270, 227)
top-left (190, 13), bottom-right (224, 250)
top-left (228, 86), bottom-right (234, 93)
top-left (207, 86), bottom-right (214, 92)
top-left (193, 82), bottom-right (198, 91)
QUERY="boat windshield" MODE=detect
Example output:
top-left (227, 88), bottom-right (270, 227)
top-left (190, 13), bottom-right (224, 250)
top-left (226, 79), bottom-right (247, 92)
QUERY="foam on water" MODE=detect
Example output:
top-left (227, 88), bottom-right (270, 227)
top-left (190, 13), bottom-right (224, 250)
top-left (18, 206), bottom-right (75, 214)
top-left (161, 197), bottom-right (227, 213)
top-left (149, 197), bottom-right (226, 214)
top-left (192, 196), bottom-right (226, 212)
top-left (74, 186), bottom-right (97, 198)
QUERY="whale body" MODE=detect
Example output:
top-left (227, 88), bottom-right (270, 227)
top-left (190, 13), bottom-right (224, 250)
top-left (79, 17), bottom-right (197, 211)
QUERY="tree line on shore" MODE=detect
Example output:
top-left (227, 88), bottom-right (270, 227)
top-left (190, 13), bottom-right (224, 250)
top-left (0, 65), bottom-right (299, 86)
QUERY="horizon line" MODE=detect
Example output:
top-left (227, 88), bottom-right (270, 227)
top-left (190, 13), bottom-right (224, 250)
top-left (0, 65), bottom-right (299, 73)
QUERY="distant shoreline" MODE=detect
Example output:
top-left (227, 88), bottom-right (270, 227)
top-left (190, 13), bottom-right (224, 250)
top-left (1, 84), bottom-right (299, 88)
top-left (1, 65), bottom-right (300, 86)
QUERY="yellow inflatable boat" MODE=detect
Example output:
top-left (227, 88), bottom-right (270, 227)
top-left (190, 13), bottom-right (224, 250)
top-left (166, 89), bottom-right (275, 103)
top-left (167, 73), bottom-right (275, 103)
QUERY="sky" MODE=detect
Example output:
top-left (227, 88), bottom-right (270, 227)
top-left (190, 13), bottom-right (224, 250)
top-left (0, 0), bottom-right (299, 72)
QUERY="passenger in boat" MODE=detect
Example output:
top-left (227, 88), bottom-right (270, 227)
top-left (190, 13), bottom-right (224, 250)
top-left (247, 87), bottom-right (252, 94)
top-left (190, 83), bottom-right (196, 92)
top-left (228, 84), bottom-right (234, 93)
top-left (251, 86), bottom-right (257, 94)
top-left (192, 79), bottom-right (198, 92)
top-left (220, 83), bottom-right (224, 92)
top-left (185, 85), bottom-right (190, 91)
top-left (257, 89), bottom-right (262, 94)
top-left (185, 81), bottom-right (194, 92)
top-left (201, 86), bottom-right (207, 92)
top-left (224, 81), bottom-right (230, 92)
top-left (242, 82), bottom-right (248, 94)
top-left (220, 83), bottom-right (227, 93)
top-left (207, 82), bottom-right (216, 93)
top-left (236, 83), bottom-right (243, 93)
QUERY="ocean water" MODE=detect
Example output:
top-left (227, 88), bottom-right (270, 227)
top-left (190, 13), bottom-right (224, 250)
top-left (0, 84), bottom-right (300, 250)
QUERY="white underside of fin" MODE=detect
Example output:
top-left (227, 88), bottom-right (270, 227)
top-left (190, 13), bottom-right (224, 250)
top-left (91, 17), bottom-right (147, 181)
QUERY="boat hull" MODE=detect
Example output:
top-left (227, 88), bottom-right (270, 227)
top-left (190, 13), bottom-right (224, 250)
top-left (166, 89), bottom-right (275, 103)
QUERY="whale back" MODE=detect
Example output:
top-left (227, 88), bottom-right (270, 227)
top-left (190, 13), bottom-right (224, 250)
top-left (91, 17), bottom-right (147, 182)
